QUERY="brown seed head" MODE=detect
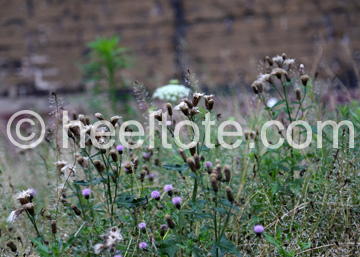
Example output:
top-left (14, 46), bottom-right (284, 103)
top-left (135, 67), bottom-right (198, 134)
top-left (166, 103), bottom-right (173, 116)
top-left (165, 214), bottom-right (175, 229)
top-left (225, 186), bottom-right (234, 202)
top-left (301, 75), bottom-right (309, 86)
top-left (187, 158), bottom-right (197, 173)
top-left (224, 165), bottom-right (231, 182)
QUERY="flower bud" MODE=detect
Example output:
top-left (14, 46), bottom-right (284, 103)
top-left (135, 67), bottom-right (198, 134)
top-left (6, 240), bottom-right (17, 252)
top-left (224, 165), bottom-right (231, 183)
top-left (190, 146), bottom-right (196, 156)
top-left (178, 148), bottom-right (187, 163)
top-left (301, 75), bottom-right (309, 86)
top-left (165, 214), bottom-right (175, 229)
top-left (194, 154), bottom-right (201, 169)
top-left (109, 149), bottom-right (118, 162)
top-left (187, 158), bottom-right (197, 173)
top-left (216, 164), bottom-right (223, 181)
top-left (51, 220), bottom-right (57, 235)
top-left (93, 160), bottom-right (105, 173)
top-left (71, 204), bottom-right (81, 216)
top-left (95, 112), bottom-right (104, 120)
top-left (140, 170), bottom-right (146, 183)
top-left (225, 186), bottom-right (234, 202)
top-left (295, 88), bottom-right (301, 101)
top-left (211, 176), bottom-right (219, 193)
top-left (166, 103), bottom-right (173, 116)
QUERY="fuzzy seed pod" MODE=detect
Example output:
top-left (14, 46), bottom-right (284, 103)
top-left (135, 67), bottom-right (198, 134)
top-left (166, 103), bottom-right (173, 116)
top-left (265, 56), bottom-right (273, 66)
top-left (110, 116), bottom-right (120, 126)
top-left (224, 165), bottom-right (231, 183)
top-left (226, 187), bottom-right (234, 202)
top-left (190, 146), bottom-right (196, 156)
top-left (95, 112), bottom-right (104, 120)
top-left (51, 220), bottom-right (57, 235)
top-left (93, 160), bottom-right (105, 173)
top-left (109, 149), bottom-right (118, 162)
top-left (301, 75), bottom-right (309, 86)
top-left (78, 114), bottom-right (85, 125)
top-left (295, 88), bottom-right (301, 101)
top-left (184, 99), bottom-right (193, 109)
top-left (192, 94), bottom-right (201, 106)
top-left (140, 170), bottom-right (146, 183)
top-left (282, 53), bottom-right (287, 60)
top-left (194, 154), bottom-right (201, 169)
top-left (178, 148), bottom-right (187, 163)
top-left (285, 73), bottom-right (291, 82)
top-left (187, 158), bottom-right (197, 173)
top-left (216, 164), bottom-right (223, 181)
top-left (6, 240), bottom-right (17, 252)
top-left (165, 214), bottom-right (175, 229)
top-left (71, 204), bottom-right (81, 216)
top-left (253, 81), bottom-right (264, 94)
top-left (251, 84), bottom-right (259, 94)
top-left (84, 116), bottom-right (90, 125)
top-left (180, 105), bottom-right (190, 116)
top-left (211, 176), bottom-right (219, 193)
top-left (25, 203), bottom-right (35, 216)
top-left (207, 99), bottom-right (214, 111)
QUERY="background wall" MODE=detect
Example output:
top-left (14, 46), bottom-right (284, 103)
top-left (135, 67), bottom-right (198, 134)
top-left (0, 0), bottom-right (360, 97)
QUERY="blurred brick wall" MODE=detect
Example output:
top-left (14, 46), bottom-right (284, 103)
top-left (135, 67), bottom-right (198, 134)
top-left (0, 0), bottom-right (359, 97)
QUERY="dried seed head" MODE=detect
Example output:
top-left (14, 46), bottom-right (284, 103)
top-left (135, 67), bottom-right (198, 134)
top-left (93, 160), bottom-right (105, 173)
top-left (6, 240), bottom-right (17, 252)
top-left (140, 170), bottom-right (146, 183)
top-left (184, 99), bottom-right (193, 109)
top-left (282, 53), bottom-right (287, 60)
top-left (124, 161), bottom-right (133, 174)
top-left (251, 83), bottom-right (259, 94)
top-left (295, 88), bottom-right (301, 101)
top-left (265, 56), bottom-right (273, 66)
top-left (133, 157), bottom-right (139, 170)
top-left (166, 103), bottom-right (173, 116)
top-left (110, 116), bottom-right (121, 126)
top-left (285, 73), bottom-right (291, 82)
top-left (165, 214), bottom-right (175, 229)
top-left (178, 148), bottom-right (187, 163)
top-left (190, 146), bottom-right (196, 156)
top-left (206, 99), bottom-right (214, 111)
top-left (224, 165), bottom-right (231, 183)
top-left (192, 93), bottom-right (203, 106)
top-left (225, 186), bottom-right (234, 202)
top-left (154, 157), bottom-right (160, 166)
top-left (78, 114), bottom-right (85, 124)
top-left (187, 158), bottom-right (197, 173)
top-left (301, 75), bottom-right (309, 86)
top-left (194, 154), bottom-right (201, 169)
top-left (95, 112), bottom-right (104, 120)
top-left (51, 220), bottom-right (57, 234)
top-left (24, 203), bottom-right (35, 216)
top-left (109, 149), bottom-right (118, 162)
top-left (71, 204), bottom-right (81, 216)
top-left (84, 116), bottom-right (90, 125)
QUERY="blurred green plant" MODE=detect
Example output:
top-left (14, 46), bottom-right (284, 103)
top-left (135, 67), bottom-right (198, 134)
top-left (82, 36), bottom-right (131, 111)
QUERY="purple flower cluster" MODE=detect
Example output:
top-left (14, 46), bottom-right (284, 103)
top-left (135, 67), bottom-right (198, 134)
top-left (254, 225), bottom-right (264, 235)
top-left (82, 188), bottom-right (91, 199)
top-left (139, 242), bottom-right (148, 249)
top-left (172, 196), bottom-right (182, 209)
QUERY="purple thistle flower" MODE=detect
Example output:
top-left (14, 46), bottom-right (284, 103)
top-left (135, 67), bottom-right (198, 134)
top-left (254, 225), bottom-right (264, 235)
top-left (172, 196), bottom-right (182, 209)
top-left (164, 184), bottom-right (173, 192)
top-left (164, 184), bottom-right (173, 196)
top-left (151, 190), bottom-right (160, 200)
top-left (166, 120), bottom-right (172, 126)
top-left (28, 188), bottom-right (36, 198)
top-left (114, 255), bottom-right (123, 257)
top-left (143, 153), bottom-right (151, 159)
top-left (139, 242), bottom-right (148, 249)
top-left (205, 161), bottom-right (212, 169)
top-left (148, 173), bottom-right (154, 182)
top-left (139, 222), bottom-right (146, 229)
top-left (82, 188), bottom-right (91, 199)
top-left (116, 145), bottom-right (124, 153)
top-left (160, 224), bottom-right (167, 236)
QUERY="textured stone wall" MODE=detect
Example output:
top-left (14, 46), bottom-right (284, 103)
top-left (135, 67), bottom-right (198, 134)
top-left (0, 0), bottom-right (359, 97)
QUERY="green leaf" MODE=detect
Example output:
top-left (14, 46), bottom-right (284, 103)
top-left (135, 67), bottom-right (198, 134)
top-left (29, 237), bottom-right (50, 255)
top-left (116, 194), bottom-right (147, 209)
top-left (157, 239), bottom-right (179, 257)
top-left (211, 235), bottom-right (241, 256)
top-left (271, 100), bottom-right (285, 109)
top-left (199, 145), bottom-right (210, 153)
top-left (264, 232), bottom-right (280, 247)
top-left (162, 164), bottom-right (189, 174)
